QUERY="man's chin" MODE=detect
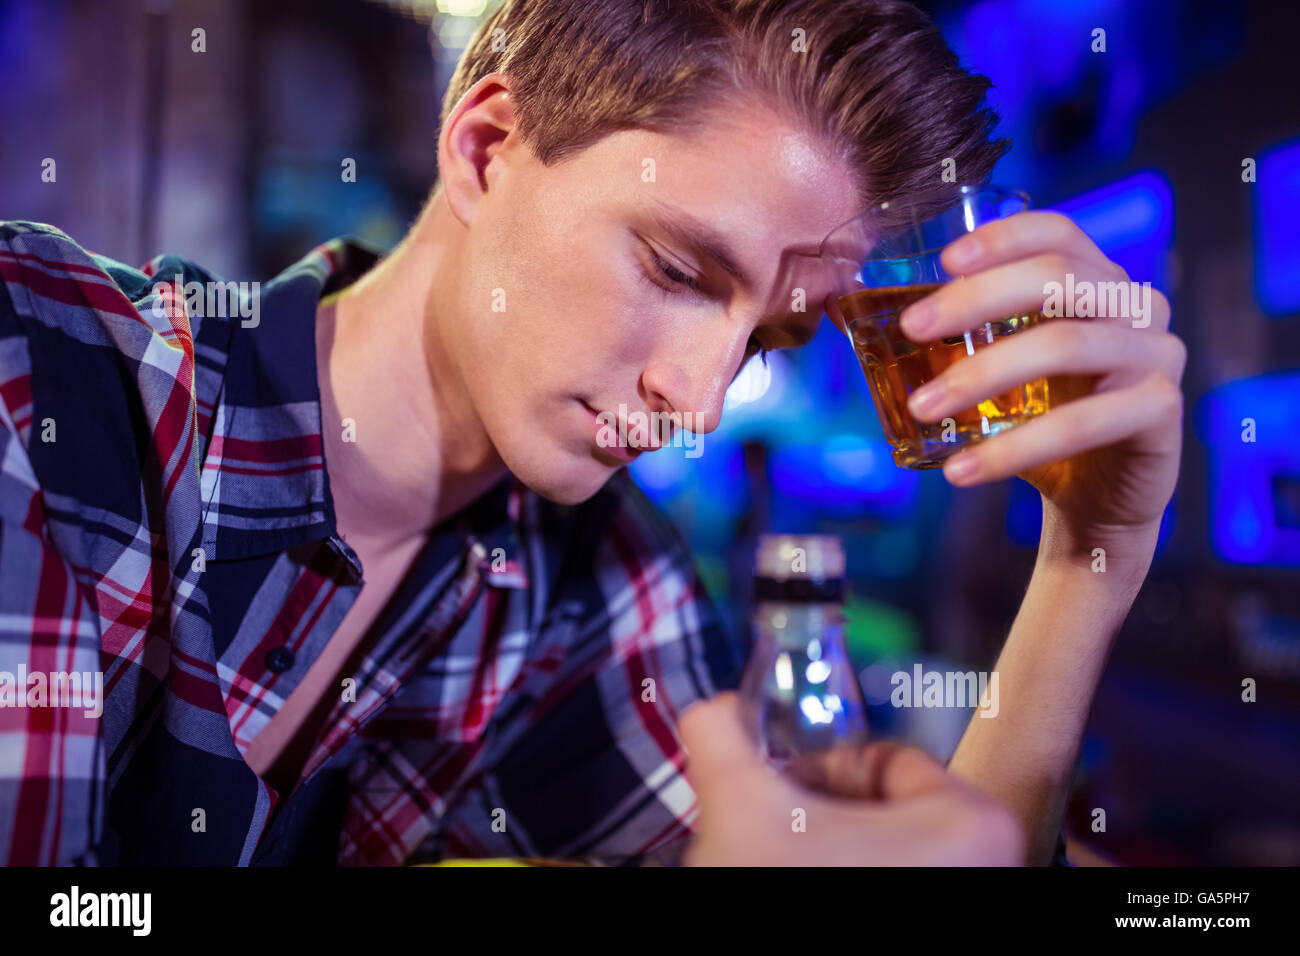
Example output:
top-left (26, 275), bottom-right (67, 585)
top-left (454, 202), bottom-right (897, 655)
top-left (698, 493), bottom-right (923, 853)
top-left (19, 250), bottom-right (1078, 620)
top-left (534, 483), bottom-right (606, 506)
top-left (502, 449), bottom-right (620, 506)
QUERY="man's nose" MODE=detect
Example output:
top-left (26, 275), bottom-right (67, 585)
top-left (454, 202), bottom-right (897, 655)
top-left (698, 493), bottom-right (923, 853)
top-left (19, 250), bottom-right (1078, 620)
top-left (640, 330), bottom-right (751, 436)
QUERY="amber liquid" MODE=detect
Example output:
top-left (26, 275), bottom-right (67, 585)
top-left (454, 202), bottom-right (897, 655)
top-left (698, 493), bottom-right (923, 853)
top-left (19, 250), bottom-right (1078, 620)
top-left (840, 284), bottom-right (1050, 469)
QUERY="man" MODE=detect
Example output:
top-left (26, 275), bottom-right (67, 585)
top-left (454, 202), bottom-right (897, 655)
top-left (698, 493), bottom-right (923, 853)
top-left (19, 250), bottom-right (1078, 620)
top-left (0, 0), bottom-right (1182, 865)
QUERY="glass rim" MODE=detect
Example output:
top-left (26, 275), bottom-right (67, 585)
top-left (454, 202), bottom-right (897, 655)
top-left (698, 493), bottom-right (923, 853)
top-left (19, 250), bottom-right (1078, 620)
top-left (817, 183), bottom-right (1032, 259)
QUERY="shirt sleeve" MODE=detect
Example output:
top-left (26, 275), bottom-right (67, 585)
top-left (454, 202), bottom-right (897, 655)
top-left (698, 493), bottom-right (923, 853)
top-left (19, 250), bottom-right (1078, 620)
top-left (0, 283), bottom-right (106, 866)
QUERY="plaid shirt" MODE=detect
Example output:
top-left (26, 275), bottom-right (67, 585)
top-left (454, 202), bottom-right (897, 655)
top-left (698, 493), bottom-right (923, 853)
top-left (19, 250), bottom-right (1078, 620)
top-left (0, 221), bottom-right (747, 866)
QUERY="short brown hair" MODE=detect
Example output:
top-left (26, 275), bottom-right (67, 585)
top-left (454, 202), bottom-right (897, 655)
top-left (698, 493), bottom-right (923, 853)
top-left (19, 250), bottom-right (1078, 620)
top-left (442, 0), bottom-right (1010, 217)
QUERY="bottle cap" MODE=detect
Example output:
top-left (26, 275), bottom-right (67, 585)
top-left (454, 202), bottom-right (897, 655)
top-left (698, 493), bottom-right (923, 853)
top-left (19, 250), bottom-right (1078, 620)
top-left (755, 534), bottom-right (845, 582)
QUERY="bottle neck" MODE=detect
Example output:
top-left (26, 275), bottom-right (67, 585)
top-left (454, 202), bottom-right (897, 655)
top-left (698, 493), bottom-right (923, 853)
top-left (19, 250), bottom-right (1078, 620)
top-left (752, 601), bottom-right (847, 649)
top-left (752, 575), bottom-right (845, 604)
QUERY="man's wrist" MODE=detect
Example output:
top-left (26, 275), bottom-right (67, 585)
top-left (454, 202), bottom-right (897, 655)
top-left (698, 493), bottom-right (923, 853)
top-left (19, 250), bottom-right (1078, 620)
top-left (1036, 505), bottom-right (1161, 582)
top-left (1025, 511), bottom-right (1160, 635)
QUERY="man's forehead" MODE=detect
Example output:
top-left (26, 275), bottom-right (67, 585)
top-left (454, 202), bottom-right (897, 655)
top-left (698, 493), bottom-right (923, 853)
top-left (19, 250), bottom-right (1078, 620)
top-left (618, 103), bottom-right (859, 219)
top-left (587, 118), bottom-right (864, 325)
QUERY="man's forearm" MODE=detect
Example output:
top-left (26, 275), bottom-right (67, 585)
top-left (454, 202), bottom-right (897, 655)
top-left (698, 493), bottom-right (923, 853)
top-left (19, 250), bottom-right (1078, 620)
top-left (945, 513), bottom-right (1159, 865)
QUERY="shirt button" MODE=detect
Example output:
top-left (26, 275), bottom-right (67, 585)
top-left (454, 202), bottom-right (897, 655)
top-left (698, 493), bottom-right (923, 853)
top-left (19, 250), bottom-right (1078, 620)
top-left (265, 646), bottom-right (295, 674)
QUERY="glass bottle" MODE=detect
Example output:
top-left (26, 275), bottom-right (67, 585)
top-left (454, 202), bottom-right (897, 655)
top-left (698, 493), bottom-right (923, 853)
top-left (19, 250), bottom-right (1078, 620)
top-left (739, 533), bottom-right (869, 770)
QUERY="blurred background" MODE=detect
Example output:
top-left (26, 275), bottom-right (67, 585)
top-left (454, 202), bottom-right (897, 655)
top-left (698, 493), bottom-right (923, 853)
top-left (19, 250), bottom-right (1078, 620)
top-left (2, 0), bottom-right (1297, 866)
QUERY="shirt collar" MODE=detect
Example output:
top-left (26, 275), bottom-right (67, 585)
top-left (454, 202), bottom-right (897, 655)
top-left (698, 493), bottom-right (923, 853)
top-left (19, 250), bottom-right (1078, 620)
top-left (198, 237), bottom-right (529, 590)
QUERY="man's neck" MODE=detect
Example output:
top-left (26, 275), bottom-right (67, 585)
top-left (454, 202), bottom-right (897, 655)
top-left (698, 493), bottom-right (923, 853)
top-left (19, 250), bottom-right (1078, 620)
top-left (314, 197), bottom-right (509, 556)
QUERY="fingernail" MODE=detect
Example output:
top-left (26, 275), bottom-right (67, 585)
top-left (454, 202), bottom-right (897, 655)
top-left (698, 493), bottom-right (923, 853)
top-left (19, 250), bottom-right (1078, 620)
top-left (944, 453), bottom-right (978, 483)
top-left (948, 236), bottom-right (982, 268)
top-left (900, 301), bottom-right (934, 337)
top-left (908, 379), bottom-right (947, 417)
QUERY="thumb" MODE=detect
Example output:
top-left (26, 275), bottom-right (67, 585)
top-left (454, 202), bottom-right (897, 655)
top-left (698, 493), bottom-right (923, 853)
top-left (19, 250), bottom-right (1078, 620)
top-left (678, 691), bottom-right (766, 792)
top-left (788, 740), bottom-right (954, 801)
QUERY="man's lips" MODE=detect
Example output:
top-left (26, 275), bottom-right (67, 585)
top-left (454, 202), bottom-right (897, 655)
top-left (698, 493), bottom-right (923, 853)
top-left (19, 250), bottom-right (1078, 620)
top-left (580, 399), bottom-right (673, 461)
top-left (582, 400), bottom-right (641, 462)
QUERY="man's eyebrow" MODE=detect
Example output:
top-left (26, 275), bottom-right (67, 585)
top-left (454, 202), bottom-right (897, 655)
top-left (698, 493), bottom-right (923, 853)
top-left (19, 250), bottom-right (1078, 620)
top-left (645, 200), bottom-right (757, 293)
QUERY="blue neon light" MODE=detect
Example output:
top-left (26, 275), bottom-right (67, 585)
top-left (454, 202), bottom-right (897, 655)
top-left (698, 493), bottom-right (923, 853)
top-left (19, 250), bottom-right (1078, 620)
top-left (1050, 169), bottom-right (1174, 292)
top-left (1255, 139), bottom-right (1300, 317)
top-left (1197, 371), bottom-right (1300, 566)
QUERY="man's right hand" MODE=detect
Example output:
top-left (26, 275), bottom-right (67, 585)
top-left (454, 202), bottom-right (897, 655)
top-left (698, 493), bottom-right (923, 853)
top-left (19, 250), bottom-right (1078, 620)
top-left (678, 692), bottom-right (1025, 866)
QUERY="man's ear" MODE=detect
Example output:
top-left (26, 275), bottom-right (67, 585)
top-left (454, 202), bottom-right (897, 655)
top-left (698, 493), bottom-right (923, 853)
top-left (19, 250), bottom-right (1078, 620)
top-left (438, 71), bottom-right (519, 230)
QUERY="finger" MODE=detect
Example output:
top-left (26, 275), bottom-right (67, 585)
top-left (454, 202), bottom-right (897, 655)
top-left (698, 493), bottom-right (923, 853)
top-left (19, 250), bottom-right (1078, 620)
top-left (677, 692), bottom-right (766, 792)
top-left (787, 744), bottom-right (876, 797)
top-left (790, 741), bottom-right (957, 801)
top-left (899, 256), bottom-right (1159, 342)
top-left (906, 321), bottom-right (1187, 424)
top-left (940, 210), bottom-right (1115, 276)
top-left (862, 742), bottom-right (957, 801)
top-left (940, 372), bottom-right (1184, 486)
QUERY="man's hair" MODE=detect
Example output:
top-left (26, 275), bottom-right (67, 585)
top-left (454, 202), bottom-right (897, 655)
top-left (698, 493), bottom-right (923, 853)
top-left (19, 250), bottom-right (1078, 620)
top-left (442, 0), bottom-right (1010, 217)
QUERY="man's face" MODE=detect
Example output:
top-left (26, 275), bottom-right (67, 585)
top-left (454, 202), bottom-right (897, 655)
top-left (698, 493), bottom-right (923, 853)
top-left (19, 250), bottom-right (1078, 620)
top-left (444, 99), bottom-right (861, 505)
